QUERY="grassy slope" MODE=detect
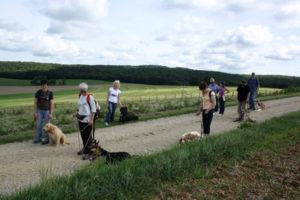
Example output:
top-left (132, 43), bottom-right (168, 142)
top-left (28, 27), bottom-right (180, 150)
top-left (2, 111), bottom-right (300, 200)
top-left (0, 83), bottom-right (281, 108)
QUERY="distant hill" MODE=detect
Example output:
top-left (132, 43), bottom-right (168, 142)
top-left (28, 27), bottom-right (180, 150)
top-left (0, 61), bottom-right (299, 88)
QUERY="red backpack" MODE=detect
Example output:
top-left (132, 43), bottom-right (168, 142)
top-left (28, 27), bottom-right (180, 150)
top-left (79, 94), bottom-right (101, 120)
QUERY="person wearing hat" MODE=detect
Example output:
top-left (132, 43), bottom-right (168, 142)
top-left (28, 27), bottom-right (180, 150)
top-left (234, 80), bottom-right (250, 122)
top-left (76, 82), bottom-right (96, 160)
top-left (208, 77), bottom-right (219, 113)
top-left (33, 80), bottom-right (54, 145)
top-left (218, 81), bottom-right (230, 116)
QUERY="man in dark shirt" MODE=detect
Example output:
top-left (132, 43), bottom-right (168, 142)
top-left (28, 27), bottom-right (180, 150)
top-left (33, 80), bottom-right (54, 144)
top-left (234, 80), bottom-right (250, 122)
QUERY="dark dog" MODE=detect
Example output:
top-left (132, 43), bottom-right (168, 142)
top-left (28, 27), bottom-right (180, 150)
top-left (90, 139), bottom-right (131, 164)
top-left (119, 106), bottom-right (139, 123)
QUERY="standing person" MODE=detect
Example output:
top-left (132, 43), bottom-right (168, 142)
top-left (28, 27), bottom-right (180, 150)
top-left (76, 83), bottom-right (96, 160)
top-left (105, 80), bottom-right (122, 126)
top-left (196, 82), bottom-right (216, 136)
top-left (234, 80), bottom-right (250, 122)
top-left (218, 81), bottom-right (230, 116)
top-left (33, 80), bottom-right (54, 145)
top-left (208, 77), bottom-right (219, 113)
top-left (247, 72), bottom-right (260, 110)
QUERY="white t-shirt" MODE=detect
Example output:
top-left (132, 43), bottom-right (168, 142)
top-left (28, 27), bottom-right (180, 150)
top-left (108, 87), bottom-right (121, 103)
top-left (78, 94), bottom-right (96, 123)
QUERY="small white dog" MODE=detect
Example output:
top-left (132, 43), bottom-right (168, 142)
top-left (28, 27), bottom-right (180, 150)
top-left (179, 131), bottom-right (201, 144)
top-left (43, 123), bottom-right (70, 146)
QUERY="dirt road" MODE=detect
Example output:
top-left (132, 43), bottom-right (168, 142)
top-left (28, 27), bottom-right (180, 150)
top-left (1, 96), bottom-right (300, 194)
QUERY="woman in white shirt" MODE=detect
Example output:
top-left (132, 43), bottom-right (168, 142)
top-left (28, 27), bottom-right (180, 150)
top-left (105, 80), bottom-right (122, 126)
top-left (76, 82), bottom-right (96, 160)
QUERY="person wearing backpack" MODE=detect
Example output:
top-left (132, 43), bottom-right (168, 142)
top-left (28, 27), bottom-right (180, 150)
top-left (105, 80), bottom-right (122, 126)
top-left (33, 80), bottom-right (54, 145)
top-left (208, 77), bottom-right (219, 113)
top-left (196, 81), bottom-right (216, 136)
top-left (76, 83), bottom-right (96, 160)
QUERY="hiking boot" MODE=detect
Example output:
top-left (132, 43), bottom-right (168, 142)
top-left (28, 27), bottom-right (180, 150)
top-left (233, 118), bottom-right (242, 122)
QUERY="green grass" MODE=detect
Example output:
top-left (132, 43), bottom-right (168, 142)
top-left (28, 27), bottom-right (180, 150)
top-left (2, 111), bottom-right (300, 200)
top-left (0, 81), bottom-right (282, 108)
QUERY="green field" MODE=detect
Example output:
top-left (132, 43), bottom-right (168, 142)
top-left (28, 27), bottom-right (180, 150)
top-left (3, 112), bottom-right (300, 200)
top-left (0, 81), bottom-right (282, 108)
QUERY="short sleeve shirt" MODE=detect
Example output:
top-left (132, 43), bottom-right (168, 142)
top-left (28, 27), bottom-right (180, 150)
top-left (35, 89), bottom-right (53, 111)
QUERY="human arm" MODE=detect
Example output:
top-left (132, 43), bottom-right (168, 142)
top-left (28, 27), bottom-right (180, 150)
top-left (88, 96), bottom-right (97, 126)
top-left (34, 98), bottom-right (38, 120)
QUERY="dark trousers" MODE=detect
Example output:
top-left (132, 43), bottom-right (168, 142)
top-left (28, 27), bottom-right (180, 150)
top-left (219, 97), bottom-right (225, 114)
top-left (202, 110), bottom-right (214, 134)
top-left (214, 96), bottom-right (219, 112)
top-left (105, 102), bottom-right (117, 123)
top-left (78, 121), bottom-right (93, 154)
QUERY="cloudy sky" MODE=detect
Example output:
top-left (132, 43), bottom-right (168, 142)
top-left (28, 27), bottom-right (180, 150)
top-left (0, 0), bottom-right (300, 76)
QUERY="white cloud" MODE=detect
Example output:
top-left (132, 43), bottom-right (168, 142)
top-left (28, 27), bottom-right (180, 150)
top-left (210, 25), bottom-right (273, 48)
top-left (265, 44), bottom-right (300, 61)
top-left (162, 0), bottom-right (217, 9)
top-left (0, 19), bottom-right (25, 32)
top-left (35, 0), bottom-right (107, 39)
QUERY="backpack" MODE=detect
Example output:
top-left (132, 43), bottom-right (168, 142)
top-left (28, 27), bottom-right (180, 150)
top-left (79, 94), bottom-right (101, 120)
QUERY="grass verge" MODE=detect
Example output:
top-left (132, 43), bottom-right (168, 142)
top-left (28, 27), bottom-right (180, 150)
top-left (2, 111), bottom-right (300, 200)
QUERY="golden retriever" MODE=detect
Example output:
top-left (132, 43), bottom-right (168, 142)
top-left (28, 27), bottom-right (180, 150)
top-left (43, 123), bottom-right (70, 146)
top-left (179, 131), bottom-right (201, 144)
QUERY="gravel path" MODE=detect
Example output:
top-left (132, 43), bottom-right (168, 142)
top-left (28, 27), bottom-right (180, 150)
top-left (1, 96), bottom-right (300, 194)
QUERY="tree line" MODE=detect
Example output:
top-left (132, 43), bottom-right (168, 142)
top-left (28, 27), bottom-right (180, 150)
top-left (0, 61), bottom-right (300, 88)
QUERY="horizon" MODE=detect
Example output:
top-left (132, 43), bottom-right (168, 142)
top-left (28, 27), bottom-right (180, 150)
top-left (0, 0), bottom-right (300, 76)
top-left (1, 60), bottom-right (300, 78)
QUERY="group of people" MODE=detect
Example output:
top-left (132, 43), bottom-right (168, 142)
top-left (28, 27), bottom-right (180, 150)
top-left (33, 80), bottom-right (122, 159)
top-left (33, 72), bottom-right (260, 159)
top-left (197, 72), bottom-right (260, 136)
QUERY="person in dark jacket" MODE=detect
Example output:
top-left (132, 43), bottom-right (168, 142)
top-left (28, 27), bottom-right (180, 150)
top-left (234, 80), bottom-right (250, 122)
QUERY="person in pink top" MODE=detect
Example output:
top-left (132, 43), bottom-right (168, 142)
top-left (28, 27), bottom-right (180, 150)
top-left (218, 81), bottom-right (230, 116)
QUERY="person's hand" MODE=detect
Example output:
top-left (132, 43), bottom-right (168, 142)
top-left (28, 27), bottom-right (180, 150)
top-left (88, 120), bottom-right (94, 126)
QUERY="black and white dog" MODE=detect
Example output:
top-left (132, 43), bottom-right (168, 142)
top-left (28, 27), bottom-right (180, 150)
top-left (90, 139), bottom-right (132, 164)
top-left (119, 106), bottom-right (139, 123)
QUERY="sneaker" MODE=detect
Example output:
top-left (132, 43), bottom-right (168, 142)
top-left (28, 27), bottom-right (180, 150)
top-left (33, 140), bottom-right (41, 144)
top-left (218, 113), bottom-right (223, 116)
top-left (41, 140), bottom-right (49, 145)
top-left (105, 122), bottom-right (109, 126)
top-left (255, 108), bottom-right (262, 112)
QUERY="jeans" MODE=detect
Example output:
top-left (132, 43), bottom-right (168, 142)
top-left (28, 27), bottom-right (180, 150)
top-left (34, 109), bottom-right (50, 142)
top-left (219, 97), bottom-right (225, 114)
top-left (105, 102), bottom-right (117, 123)
top-left (249, 91), bottom-right (257, 110)
top-left (78, 121), bottom-right (93, 154)
top-left (202, 110), bottom-right (214, 135)
top-left (214, 96), bottom-right (219, 112)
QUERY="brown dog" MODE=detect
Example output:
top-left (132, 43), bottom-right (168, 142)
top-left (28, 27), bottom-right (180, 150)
top-left (43, 123), bottom-right (70, 146)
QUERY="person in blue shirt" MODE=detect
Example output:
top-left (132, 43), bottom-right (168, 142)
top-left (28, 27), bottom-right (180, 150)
top-left (208, 77), bottom-right (219, 112)
top-left (247, 72), bottom-right (260, 110)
